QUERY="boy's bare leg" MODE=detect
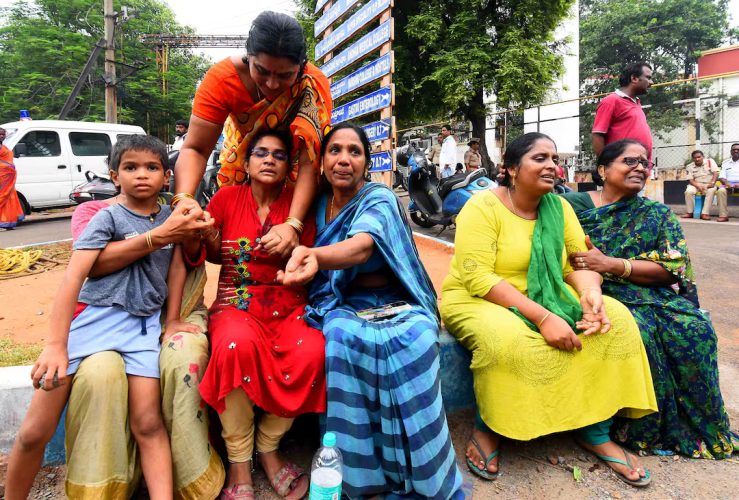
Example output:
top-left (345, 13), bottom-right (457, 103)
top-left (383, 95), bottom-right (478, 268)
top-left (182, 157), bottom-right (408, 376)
top-left (5, 377), bottom-right (73, 500)
top-left (128, 375), bottom-right (173, 499)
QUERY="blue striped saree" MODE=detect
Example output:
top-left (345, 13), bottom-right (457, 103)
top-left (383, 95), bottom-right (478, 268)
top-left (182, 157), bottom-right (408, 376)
top-left (305, 183), bottom-right (464, 499)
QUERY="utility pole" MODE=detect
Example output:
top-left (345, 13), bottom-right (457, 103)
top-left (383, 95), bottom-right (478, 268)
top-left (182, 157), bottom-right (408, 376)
top-left (104, 0), bottom-right (117, 124)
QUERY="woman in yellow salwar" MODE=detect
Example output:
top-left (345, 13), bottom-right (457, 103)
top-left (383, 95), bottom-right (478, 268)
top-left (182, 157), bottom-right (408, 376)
top-left (440, 133), bottom-right (658, 488)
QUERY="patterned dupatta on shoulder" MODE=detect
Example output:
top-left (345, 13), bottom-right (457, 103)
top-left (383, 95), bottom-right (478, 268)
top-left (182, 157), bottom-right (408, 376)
top-left (217, 66), bottom-right (332, 187)
top-left (577, 195), bottom-right (699, 307)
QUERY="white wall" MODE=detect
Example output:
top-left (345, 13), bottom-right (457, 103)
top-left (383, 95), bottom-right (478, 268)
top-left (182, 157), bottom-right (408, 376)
top-left (484, 4), bottom-right (580, 160)
top-left (523, 6), bottom-right (580, 154)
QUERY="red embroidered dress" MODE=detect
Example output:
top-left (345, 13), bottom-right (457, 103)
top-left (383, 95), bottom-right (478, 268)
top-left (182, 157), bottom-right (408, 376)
top-left (198, 185), bottom-right (326, 417)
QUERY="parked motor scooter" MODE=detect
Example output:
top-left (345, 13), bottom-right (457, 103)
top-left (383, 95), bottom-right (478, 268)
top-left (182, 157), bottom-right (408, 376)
top-left (397, 144), bottom-right (496, 229)
top-left (70, 150), bottom-right (220, 208)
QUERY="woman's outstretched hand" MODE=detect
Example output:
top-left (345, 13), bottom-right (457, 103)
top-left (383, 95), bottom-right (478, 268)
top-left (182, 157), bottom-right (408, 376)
top-left (576, 288), bottom-right (611, 335)
top-left (276, 245), bottom-right (318, 286)
top-left (255, 223), bottom-right (299, 259)
top-left (539, 313), bottom-right (583, 351)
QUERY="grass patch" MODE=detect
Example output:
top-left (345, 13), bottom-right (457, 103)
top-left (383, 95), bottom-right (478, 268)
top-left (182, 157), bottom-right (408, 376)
top-left (0, 335), bottom-right (43, 367)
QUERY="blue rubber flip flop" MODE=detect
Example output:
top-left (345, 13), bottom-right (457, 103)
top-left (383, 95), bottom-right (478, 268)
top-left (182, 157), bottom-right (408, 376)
top-left (577, 440), bottom-right (651, 487)
top-left (466, 437), bottom-right (499, 481)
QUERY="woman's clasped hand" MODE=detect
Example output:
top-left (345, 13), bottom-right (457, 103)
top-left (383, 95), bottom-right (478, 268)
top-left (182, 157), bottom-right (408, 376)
top-left (277, 246), bottom-right (318, 286)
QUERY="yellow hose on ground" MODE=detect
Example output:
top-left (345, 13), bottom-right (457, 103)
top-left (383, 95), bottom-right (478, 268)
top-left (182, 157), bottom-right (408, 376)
top-left (0, 248), bottom-right (44, 275)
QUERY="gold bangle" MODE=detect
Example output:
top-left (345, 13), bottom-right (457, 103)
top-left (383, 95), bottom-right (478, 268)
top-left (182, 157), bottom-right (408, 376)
top-left (208, 229), bottom-right (220, 243)
top-left (145, 230), bottom-right (154, 250)
top-left (170, 193), bottom-right (195, 208)
top-left (285, 216), bottom-right (304, 235)
top-left (619, 258), bottom-right (632, 278)
top-left (578, 286), bottom-right (601, 293)
top-left (537, 312), bottom-right (552, 329)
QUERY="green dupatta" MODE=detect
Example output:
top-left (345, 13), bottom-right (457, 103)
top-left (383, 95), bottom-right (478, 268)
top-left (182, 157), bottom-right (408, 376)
top-left (511, 193), bottom-right (582, 331)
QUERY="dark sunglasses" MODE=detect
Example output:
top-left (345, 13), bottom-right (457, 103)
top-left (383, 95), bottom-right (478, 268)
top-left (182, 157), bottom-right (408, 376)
top-left (623, 157), bottom-right (653, 169)
top-left (252, 148), bottom-right (288, 162)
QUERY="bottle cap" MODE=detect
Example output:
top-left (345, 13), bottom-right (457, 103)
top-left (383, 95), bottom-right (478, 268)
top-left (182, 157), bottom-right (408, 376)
top-left (323, 432), bottom-right (336, 447)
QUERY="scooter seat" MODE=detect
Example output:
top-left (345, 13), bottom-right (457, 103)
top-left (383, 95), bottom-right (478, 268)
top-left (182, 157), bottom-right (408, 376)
top-left (438, 169), bottom-right (486, 198)
top-left (438, 173), bottom-right (469, 198)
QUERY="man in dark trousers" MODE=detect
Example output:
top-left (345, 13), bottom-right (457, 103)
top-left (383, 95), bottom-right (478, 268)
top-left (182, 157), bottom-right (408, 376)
top-left (592, 62), bottom-right (654, 160)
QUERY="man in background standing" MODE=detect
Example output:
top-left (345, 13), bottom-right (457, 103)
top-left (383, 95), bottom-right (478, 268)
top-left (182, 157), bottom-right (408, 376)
top-left (428, 133), bottom-right (443, 166)
top-left (172, 119), bottom-right (189, 151)
top-left (592, 62), bottom-right (654, 160)
top-left (464, 138), bottom-right (482, 171)
top-left (682, 150), bottom-right (719, 220)
top-left (439, 124), bottom-right (457, 178)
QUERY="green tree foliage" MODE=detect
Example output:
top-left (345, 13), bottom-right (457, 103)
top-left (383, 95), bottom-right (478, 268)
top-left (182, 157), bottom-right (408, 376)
top-left (297, 0), bottom-right (575, 169)
top-left (579, 0), bottom-right (735, 155)
top-left (0, 0), bottom-right (210, 139)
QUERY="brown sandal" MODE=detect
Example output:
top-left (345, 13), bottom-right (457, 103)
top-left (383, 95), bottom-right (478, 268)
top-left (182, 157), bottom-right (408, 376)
top-left (271, 461), bottom-right (308, 499)
top-left (219, 483), bottom-right (255, 500)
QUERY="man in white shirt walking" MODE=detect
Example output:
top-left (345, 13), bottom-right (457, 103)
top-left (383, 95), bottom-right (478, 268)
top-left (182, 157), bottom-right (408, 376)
top-left (439, 124), bottom-right (457, 178)
top-left (717, 143), bottom-right (739, 222)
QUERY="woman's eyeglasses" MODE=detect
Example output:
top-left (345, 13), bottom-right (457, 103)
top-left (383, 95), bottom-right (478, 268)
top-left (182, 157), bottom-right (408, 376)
top-left (252, 148), bottom-right (288, 162)
top-left (623, 157), bottom-right (654, 169)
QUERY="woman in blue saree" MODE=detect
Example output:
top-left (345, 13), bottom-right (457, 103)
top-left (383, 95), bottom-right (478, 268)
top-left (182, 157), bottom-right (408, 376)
top-left (562, 139), bottom-right (739, 459)
top-left (278, 123), bottom-right (465, 499)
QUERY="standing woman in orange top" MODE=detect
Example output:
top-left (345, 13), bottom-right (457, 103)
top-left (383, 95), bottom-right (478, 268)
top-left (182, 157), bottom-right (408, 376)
top-left (174, 11), bottom-right (333, 258)
top-left (0, 127), bottom-right (26, 230)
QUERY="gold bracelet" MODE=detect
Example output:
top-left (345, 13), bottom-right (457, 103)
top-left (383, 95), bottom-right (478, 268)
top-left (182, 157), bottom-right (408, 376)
top-left (578, 286), bottom-right (601, 293)
top-left (208, 229), bottom-right (220, 243)
top-left (170, 193), bottom-right (195, 208)
top-left (537, 312), bottom-right (552, 329)
top-left (619, 258), bottom-right (632, 278)
top-left (145, 230), bottom-right (154, 250)
top-left (285, 216), bottom-right (304, 235)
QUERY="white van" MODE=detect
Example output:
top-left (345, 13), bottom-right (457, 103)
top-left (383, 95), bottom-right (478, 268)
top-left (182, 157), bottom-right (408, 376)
top-left (0, 120), bottom-right (146, 211)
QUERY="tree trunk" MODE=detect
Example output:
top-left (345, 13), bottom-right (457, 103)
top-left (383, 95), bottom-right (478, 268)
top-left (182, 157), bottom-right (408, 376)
top-left (467, 87), bottom-right (496, 175)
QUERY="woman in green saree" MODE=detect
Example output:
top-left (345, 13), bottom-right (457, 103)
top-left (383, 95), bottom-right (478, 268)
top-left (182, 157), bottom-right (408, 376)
top-left (562, 139), bottom-right (739, 459)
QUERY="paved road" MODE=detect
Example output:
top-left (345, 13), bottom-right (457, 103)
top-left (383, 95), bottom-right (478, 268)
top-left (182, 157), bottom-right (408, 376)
top-left (0, 215), bottom-right (73, 248)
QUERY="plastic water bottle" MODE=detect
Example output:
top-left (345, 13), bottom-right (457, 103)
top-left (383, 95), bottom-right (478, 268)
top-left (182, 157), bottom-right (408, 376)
top-left (309, 432), bottom-right (343, 500)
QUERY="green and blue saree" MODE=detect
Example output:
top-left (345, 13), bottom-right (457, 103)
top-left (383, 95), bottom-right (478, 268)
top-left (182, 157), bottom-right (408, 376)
top-left (563, 192), bottom-right (739, 459)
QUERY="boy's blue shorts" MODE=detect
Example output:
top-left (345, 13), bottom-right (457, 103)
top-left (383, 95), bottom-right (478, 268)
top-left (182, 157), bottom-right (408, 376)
top-left (66, 304), bottom-right (161, 379)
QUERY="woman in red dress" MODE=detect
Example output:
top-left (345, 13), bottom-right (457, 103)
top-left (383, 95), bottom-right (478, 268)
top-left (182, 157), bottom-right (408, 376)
top-left (185, 130), bottom-right (325, 500)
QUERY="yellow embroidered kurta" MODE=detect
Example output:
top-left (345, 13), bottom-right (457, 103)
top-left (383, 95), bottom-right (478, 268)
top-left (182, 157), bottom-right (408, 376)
top-left (440, 191), bottom-right (657, 440)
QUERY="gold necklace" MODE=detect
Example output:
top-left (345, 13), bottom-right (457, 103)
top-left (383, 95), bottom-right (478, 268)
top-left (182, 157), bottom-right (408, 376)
top-left (329, 195), bottom-right (335, 221)
top-left (507, 187), bottom-right (518, 216)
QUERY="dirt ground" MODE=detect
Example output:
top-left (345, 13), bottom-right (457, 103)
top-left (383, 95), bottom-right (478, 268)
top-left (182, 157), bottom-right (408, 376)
top-left (1, 222), bottom-right (738, 499)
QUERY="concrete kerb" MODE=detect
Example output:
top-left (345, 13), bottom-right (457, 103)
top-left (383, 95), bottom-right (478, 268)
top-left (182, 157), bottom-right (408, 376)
top-left (0, 233), bottom-right (476, 465)
top-left (0, 365), bottom-right (66, 465)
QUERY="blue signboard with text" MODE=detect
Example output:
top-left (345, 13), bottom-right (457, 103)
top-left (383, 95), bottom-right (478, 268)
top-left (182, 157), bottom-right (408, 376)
top-left (331, 86), bottom-right (393, 124)
top-left (369, 151), bottom-right (393, 172)
top-left (316, 0), bottom-right (391, 59)
top-left (362, 119), bottom-right (392, 142)
top-left (315, 0), bottom-right (330, 14)
top-left (331, 52), bottom-right (393, 100)
top-left (315, 0), bottom-right (362, 36)
top-left (320, 19), bottom-right (393, 78)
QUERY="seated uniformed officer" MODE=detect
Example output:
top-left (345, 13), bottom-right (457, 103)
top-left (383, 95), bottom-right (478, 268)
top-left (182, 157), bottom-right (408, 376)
top-left (682, 150), bottom-right (719, 220)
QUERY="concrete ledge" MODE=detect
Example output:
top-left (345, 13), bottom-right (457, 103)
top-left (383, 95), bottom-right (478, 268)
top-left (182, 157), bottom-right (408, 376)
top-left (438, 329), bottom-right (475, 413)
top-left (0, 332), bottom-right (476, 466)
top-left (0, 364), bottom-right (66, 465)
